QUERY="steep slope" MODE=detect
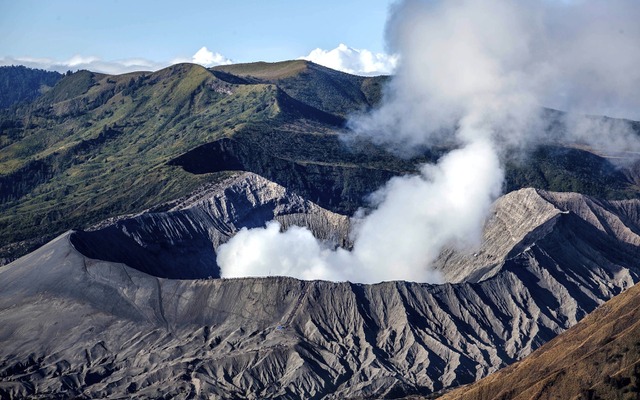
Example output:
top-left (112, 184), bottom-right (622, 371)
top-left (2, 63), bottom-right (639, 267)
top-left (0, 63), bottom-right (390, 264)
top-left (167, 137), bottom-right (408, 215)
top-left (439, 279), bottom-right (640, 400)
top-left (212, 60), bottom-right (388, 116)
top-left (0, 64), bottom-right (267, 260)
top-left (71, 172), bottom-right (349, 279)
top-left (1, 187), bottom-right (640, 399)
top-left (438, 188), bottom-right (640, 283)
top-left (0, 65), bottom-right (62, 109)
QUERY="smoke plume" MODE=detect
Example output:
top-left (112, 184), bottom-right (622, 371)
top-left (217, 0), bottom-right (640, 283)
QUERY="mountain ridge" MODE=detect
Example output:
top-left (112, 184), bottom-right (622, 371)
top-left (1, 181), bottom-right (640, 398)
top-left (2, 63), bottom-right (639, 265)
top-left (0, 65), bottom-right (62, 109)
top-left (71, 171), bottom-right (350, 279)
top-left (213, 60), bottom-right (388, 116)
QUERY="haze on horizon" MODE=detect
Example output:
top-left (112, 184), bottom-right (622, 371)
top-left (0, 0), bottom-right (397, 76)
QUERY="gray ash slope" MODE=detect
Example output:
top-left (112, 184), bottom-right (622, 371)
top-left (1, 174), bottom-right (640, 399)
top-left (70, 172), bottom-right (350, 279)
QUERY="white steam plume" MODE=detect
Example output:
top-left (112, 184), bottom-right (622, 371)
top-left (350, 0), bottom-right (640, 153)
top-left (217, 139), bottom-right (501, 283)
top-left (218, 0), bottom-right (640, 284)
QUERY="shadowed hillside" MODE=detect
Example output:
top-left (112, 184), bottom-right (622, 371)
top-left (0, 65), bottom-right (62, 109)
top-left (213, 60), bottom-right (388, 116)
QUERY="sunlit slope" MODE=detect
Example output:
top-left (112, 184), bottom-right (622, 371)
top-left (1, 61), bottom-right (639, 264)
top-left (0, 64), bottom-right (287, 253)
top-left (441, 275), bottom-right (640, 399)
top-left (213, 60), bottom-right (388, 116)
top-left (0, 62), bottom-right (389, 261)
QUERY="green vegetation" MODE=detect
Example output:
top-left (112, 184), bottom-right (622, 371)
top-left (0, 64), bottom-right (287, 257)
top-left (0, 62), bottom-right (396, 261)
top-left (0, 66), bottom-right (62, 109)
top-left (505, 146), bottom-right (639, 199)
top-left (0, 61), bottom-right (639, 263)
top-left (214, 60), bottom-right (388, 117)
top-left (213, 60), bottom-right (309, 80)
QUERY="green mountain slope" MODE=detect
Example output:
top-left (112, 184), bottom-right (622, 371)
top-left (0, 62), bottom-right (639, 264)
top-left (213, 60), bottom-right (388, 116)
top-left (0, 66), bottom-right (62, 109)
top-left (0, 62), bottom-right (396, 262)
top-left (0, 65), bottom-right (264, 256)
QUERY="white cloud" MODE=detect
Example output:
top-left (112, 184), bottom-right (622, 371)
top-left (191, 46), bottom-right (232, 67)
top-left (0, 55), bottom-right (166, 75)
top-left (301, 43), bottom-right (398, 76)
top-left (0, 47), bottom-right (232, 75)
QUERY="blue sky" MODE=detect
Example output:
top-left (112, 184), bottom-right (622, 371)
top-left (0, 0), bottom-right (396, 74)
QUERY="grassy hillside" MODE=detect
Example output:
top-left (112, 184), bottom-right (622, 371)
top-left (440, 279), bottom-right (640, 400)
top-left (0, 62), bottom-right (639, 263)
top-left (0, 64), bottom-right (277, 256)
top-left (213, 60), bottom-right (388, 116)
top-left (0, 62), bottom-right (394, 261)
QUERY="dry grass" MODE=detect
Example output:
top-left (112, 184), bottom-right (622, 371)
top-left (439, 281), bottom-right (640, 400)
top-left (213, 60), bottom-right (308, 80)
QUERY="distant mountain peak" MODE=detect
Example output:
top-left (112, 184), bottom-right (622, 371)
top-left (213, 59), bottom-right (311, 80)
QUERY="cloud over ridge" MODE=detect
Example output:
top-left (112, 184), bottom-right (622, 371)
top-left (1, 44), bottom-right (395, 76)
top-left (0, 47), bottom-right (233, 75)
top-left (301, 43), bottom-right (398, 76)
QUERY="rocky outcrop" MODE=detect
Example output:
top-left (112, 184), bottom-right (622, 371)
top-left (71, 172), bottom-right (350, 279)
top-left (437, 188), bottom-right (640, 283)
top-left (436, 188), bottom-right (565, 283)
top-left (2, 187), bottom-right (640, 398)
